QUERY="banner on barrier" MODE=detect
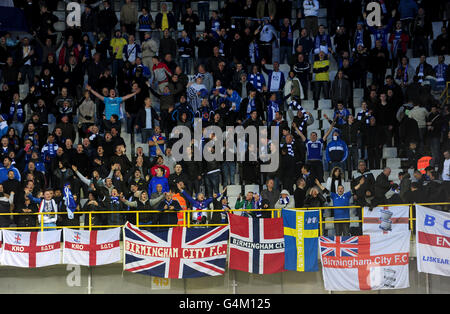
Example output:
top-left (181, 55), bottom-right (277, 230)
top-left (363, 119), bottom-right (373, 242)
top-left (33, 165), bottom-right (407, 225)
top-left (282, 209), bottom-right (319, 272)
top-left (123, 222), bottom-right (229, 278)
top-left (63, 228), bottom-right (121, 266)
top-left (320, 232), bottom-right (410, 291)
top-left (1, 230), bottom-right (61, 268)
top-left (363, 206), bottom-right (409, 235)
top-left (228, 213), bottom-right (285, 274)
top-left (416, 205), bottom-right (450, 277)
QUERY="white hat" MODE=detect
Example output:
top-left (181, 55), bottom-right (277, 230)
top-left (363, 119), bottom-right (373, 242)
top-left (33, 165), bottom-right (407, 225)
top-left (280, 190), bottom-right (290, 195)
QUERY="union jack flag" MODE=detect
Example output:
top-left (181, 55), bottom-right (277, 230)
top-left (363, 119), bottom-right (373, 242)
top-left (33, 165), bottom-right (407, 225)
top-left (123, 222), bottom-right (229, 279)
top-left (320, 236), bottom-right (360, 257)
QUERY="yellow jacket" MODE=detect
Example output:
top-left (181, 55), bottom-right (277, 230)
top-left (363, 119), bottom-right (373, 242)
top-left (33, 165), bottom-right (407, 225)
top-left (110, 37), bottom-right (128, 60)
top-left (313, 58), bottom-right (330, 82)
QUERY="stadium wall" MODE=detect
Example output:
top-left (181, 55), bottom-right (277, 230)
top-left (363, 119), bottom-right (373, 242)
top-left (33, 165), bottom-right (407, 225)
top-left (0, 255), bottom-right (448, 294)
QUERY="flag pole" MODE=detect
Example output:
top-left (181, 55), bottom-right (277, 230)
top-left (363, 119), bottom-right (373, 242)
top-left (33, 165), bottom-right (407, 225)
top-left (88, 266), bottom-right (92, 294)
top-left (425, 273), bottom-right (430, 294)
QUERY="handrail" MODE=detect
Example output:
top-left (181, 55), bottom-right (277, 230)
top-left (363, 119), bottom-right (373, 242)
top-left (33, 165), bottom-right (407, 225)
top-left (439, 81), bottom-right (449, 106)
top-left (1, 202), bottom-right (448, 233)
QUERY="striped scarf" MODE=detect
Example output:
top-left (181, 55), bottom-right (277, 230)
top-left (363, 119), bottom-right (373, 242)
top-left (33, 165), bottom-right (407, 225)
top-left (279, 196), bottom-right (290, 206)
top-left (249, 73), bottom-right (263, 92)
top-left (9, 101), bottom-right (24, 122)
top-left (249, 41), bottom-right (259, 64)
top-left (64, 185), bottom-right (77, 219)
top-left (285, 140), bottom-right (295, 157)
top-left (38, 199), bottom-right (57, 223)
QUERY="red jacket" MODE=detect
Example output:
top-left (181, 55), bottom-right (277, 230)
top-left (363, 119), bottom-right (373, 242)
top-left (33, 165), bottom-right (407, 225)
top-left (389, 32), bottom-right (410, 55)
top-left (151, 164), bottom-right (170, 178)
top-left (58, 45), bottom-right (80, 66)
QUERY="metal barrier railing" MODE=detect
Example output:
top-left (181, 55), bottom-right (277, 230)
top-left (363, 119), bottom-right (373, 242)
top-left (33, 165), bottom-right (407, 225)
top-left (439, 81), bottom-right (450, 106)
top-left (2, 202), bottom-right (449, 234)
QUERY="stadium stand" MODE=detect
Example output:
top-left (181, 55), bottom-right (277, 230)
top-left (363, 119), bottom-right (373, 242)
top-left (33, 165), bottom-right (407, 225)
top-left (0, 0), bottom-right (448, 233)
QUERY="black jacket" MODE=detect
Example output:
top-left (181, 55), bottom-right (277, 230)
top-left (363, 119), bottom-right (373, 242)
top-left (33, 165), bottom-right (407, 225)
top-left (374, 173), bottom-right (391, 202)
top-left (156, 199), bottom-right (181, 226)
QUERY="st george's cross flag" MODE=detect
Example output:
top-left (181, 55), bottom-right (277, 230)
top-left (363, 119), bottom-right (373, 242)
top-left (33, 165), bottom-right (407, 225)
top-left (282, 209), bottom-right (319, 272)
top-left (228, 213), bottom-right (285, 274)
top-left (124, 222), bottom-right (229, 278)
top-left (63, 228), bottom-right (121, 266)
top-left (0, 230), bottom-right (61, 268)
top-left (319, 231), bottom-right (410, 291)
top-left (416, 205), bottom-right (450, 277)
top-left (363, 206), bottom-right (409, 235)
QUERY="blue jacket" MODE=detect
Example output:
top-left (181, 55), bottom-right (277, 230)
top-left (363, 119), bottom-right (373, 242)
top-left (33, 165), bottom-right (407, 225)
top-left (0, 166), bottom-right (21, 183)
top-left (330, 191), bottom-right (352, 220)
top-left (148, 176), bottom-right (169, 195)
top-left (225, 91), bottom-right (242, 111)
top-left (325, 137), bottom-right (348, 163)
top-left (398, 0), bottom-right (418, 20)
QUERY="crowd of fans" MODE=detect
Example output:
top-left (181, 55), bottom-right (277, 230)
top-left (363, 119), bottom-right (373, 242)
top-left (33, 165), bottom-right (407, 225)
top-left (0, 0), bottom-right (449, 235)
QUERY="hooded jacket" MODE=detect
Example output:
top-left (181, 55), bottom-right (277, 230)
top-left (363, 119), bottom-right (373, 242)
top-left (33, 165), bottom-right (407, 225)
top-left (325, 132), bottom-right (348, 163)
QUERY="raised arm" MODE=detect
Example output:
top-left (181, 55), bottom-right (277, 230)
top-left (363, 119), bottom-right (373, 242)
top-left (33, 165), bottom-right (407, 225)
top-left (86, 85), bottom-right (104, 101)
top-left (149, 193), bottom-right (166, 207)
top-left (322, 120), bottom-right (336, 141)
top-left (293, 123), bottom-right (307, 142)
top-left (121, 88), bottom-right (141, 102)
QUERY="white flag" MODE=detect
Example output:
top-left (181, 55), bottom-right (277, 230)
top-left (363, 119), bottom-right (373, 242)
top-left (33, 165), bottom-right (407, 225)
top-left (320, 232), bottom-right (410, 291)
top-left (1, 230), bottom-right (61, 268)
top-left (63, 228), bottom-right (120, 266)
top-left (416, 205), bottom-right (450, 277)
top-left (363, 206), bottom-right (409, 235)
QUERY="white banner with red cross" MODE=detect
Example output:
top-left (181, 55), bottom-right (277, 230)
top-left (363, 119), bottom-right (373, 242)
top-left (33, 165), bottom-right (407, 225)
top-left (363, 206), bottom-right (410, 235)
top-left (416, 205), bottom-right (450, 277)
top-left (0, 230), bottom-right (61, 268)
top-left (63, 228), bottom-right (121, 266)
top-left (319, 231), bottom-right (410, 291)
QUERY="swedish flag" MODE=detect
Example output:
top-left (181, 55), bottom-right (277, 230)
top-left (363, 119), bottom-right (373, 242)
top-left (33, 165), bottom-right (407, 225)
top-left (282, 209), bottom-right (319, 272)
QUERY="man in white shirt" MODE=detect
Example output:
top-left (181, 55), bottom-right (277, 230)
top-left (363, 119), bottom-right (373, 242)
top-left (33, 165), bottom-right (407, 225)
top-left (442, 150), bottom-right (450, 181)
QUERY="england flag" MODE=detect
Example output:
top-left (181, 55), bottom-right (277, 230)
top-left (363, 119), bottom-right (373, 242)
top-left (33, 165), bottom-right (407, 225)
top-left (320, 231), bottom-right (410, 291)
top-left (1, 230), bottom-right (61, 268)
top-left (63, 228), bottom-right (121, 266)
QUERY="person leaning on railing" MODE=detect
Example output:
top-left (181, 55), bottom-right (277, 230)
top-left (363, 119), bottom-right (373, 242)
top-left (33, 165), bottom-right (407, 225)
top-left (82, 191), bottom-right (104, 227)
top-left (120, 190), bottom-right (165, 229)
top-left (154, 190), bottom-right (181, 230)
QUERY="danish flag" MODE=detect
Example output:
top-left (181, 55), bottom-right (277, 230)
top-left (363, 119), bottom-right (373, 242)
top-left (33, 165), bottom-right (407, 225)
top-left (63, 228), bottom-right (121, 266)
top-left (1, 230), bottom-right (61, 268)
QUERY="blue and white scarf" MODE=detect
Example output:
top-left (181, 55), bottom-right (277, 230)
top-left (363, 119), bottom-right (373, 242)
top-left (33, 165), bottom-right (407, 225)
top-left (9, 101), bottom-right (24, 122)
top-left (392, 30), bottom-right (403, 58)
top-left (249, 41), bottom-right (259, 64)
top-left (63, 184), bottom-right (77, 219)
top-left (285, 142), bottom-right (295, 157)
top-left (279, 196), bottom-right (290, 206)
top-left (249, 73), bottom-right (263, 92)
top-left (267, 100), bottom-right (279, 124)
top-left (355, 30), bottom-right (364, 48)
top-left (246, 97), bottom-right (256, 118)
top-left (111, 196), bottom-right (120, 205)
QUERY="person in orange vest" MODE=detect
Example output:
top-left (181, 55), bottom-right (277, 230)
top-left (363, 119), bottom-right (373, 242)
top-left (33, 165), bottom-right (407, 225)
top-left (172, 186), bottom-right (187, 226)
top-left (417, 156), bottom-right (432, 174)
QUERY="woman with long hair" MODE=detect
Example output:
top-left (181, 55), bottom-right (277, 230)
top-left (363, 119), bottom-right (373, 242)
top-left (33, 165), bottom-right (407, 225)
top-left (326, 166), bottom-right (344, 194)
